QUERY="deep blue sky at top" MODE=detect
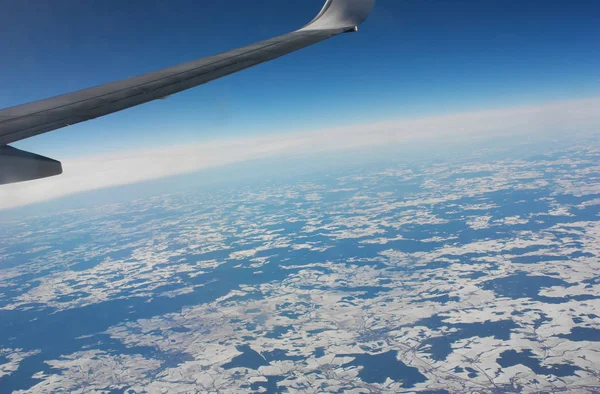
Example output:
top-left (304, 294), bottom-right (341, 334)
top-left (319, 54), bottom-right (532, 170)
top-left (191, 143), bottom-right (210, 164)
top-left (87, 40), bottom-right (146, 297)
top-left (1, 0), bottom-right (598, 157)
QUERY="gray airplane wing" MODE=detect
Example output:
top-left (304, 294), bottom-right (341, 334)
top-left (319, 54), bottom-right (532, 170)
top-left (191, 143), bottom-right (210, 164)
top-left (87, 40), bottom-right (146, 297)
top-left (0, 0), bottom-right (375, 185)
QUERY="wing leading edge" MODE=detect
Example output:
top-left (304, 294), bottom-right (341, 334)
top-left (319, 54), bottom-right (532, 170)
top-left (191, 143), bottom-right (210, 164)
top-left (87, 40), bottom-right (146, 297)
top-left (0, 0), bottom-right (375, 185)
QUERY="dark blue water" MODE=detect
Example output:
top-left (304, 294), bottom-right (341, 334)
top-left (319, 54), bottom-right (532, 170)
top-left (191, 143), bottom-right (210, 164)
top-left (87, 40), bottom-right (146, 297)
top-left (250, 375), bottom-right (286, 394)
top-left (497, 349), bottom-right (580, 376)
top-left (340, 350), bottom-right (427, 387)
top-left (222, 345), bottom-right (268, 370)
top-left (481, 272), bottom-right (600, 304)
top-left (265, 325), bottom-right (294, 339)
top-left (558, 327), bottom-right (600, 342)
top-left (464, 367), bottom-right (479, 378)
top-left (416, 314), bottom-right (518, 361)
top-left (481, 272), bottom-right (568, 299)
top-left (533, 313), bottom-right (552, 330)
top-left (313, 347), bottom-right (326, 358)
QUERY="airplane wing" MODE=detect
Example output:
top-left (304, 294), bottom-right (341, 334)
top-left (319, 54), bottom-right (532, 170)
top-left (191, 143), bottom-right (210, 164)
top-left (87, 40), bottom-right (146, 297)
top-left (0, 0), bottom-right (375, 185)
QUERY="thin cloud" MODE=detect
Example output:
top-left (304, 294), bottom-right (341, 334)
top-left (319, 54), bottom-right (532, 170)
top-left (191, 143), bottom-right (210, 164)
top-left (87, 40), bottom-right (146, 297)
top-left (1, 97), bottom-right (599, 210)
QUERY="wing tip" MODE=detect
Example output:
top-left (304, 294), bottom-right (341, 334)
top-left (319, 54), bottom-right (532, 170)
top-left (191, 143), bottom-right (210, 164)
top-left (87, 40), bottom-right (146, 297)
top-left (301, 0), bottom-right (376, 31)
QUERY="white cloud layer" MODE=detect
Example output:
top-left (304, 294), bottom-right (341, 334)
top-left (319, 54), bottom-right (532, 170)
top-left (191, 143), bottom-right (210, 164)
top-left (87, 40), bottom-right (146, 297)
top-left (1, 97), bottom-right (599, 210)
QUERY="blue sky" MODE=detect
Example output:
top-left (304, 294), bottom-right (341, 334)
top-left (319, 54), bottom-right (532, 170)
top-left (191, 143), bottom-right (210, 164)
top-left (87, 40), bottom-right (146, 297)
top-left (1, 0), bottom-right (599, 158)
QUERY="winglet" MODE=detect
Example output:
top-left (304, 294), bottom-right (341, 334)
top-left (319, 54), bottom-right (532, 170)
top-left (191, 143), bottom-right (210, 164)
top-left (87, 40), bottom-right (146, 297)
top-left (301, 0), bottom-right (376, 31)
